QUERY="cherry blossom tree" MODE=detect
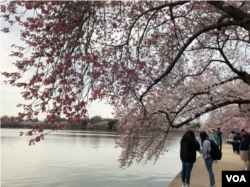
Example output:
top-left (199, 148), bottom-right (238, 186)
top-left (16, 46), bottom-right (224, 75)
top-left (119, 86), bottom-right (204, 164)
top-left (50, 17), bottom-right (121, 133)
top-left (86, 123), bottom-right (93, 129)
top-left (1, 1), bottom-right (250, 168)
top-left (93, 121), bottom-right (109, 129)
top-left (201, 104), bottom-right (250, 133)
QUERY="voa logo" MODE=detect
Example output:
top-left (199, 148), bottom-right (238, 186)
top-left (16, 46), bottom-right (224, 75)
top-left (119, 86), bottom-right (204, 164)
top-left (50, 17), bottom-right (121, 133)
top-left (226, 175), bottom-right (246, 182)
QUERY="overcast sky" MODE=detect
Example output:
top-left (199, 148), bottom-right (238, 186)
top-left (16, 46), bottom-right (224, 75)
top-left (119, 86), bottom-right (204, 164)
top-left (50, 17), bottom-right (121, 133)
top-left (0, 12), bottom-right (113, 120)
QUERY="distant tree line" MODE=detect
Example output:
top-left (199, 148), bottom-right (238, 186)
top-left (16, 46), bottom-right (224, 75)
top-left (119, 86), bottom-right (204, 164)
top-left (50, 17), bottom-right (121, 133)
top-left (1, 115), bottom-right (118, 130)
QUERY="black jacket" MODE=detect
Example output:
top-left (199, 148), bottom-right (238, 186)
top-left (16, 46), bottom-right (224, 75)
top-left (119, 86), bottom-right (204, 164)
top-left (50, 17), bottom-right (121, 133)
top-left (233, 134), bottom-right (241, 142)
top-left (216, 130), bottom-right (222, 141)
top-left (180, 139), bottom-right (200, 163)
top-left (240, 133), bottom-right (250, 151)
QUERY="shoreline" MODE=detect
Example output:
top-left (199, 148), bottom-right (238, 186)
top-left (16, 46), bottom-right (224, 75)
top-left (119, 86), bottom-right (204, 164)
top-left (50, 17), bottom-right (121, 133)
top-left (168, 144), bottom-right (244, 187)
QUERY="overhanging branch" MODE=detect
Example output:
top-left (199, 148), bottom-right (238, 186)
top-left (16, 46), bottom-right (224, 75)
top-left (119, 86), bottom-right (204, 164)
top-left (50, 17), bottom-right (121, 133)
top-left (208, 1), bottom-right (250, 32)
top-left (171, 99), bottom-right (250, 128)
top-left (139, 20), bottom-right (243, 102)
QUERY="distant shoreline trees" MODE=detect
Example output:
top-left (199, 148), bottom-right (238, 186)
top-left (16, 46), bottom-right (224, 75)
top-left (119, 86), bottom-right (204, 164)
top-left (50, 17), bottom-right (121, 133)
top-left (1, 115), bottom-right (118, 130)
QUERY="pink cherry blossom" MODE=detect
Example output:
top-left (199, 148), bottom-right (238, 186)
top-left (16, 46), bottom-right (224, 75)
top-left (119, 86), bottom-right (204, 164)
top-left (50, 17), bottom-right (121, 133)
top-left (200, 105), bottom-right (250, 133)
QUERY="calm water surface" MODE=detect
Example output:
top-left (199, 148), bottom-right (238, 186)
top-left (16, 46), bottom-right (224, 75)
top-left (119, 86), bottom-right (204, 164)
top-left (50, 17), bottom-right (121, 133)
top-left (1, 129), bottom-right (183, 187)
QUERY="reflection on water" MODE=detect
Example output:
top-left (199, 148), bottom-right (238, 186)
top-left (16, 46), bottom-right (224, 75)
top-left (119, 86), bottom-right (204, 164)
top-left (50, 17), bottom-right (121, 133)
top-left (1, 129), bottom-right (183, 187)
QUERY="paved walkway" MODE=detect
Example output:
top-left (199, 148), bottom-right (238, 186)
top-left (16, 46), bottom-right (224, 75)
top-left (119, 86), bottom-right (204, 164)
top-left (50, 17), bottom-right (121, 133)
top-left (168, 144), bottom-right (243, 187)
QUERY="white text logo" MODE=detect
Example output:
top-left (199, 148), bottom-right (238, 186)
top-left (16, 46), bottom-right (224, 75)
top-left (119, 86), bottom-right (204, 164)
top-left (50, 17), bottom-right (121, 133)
top-left (226, 175), bottom-right (246, 182)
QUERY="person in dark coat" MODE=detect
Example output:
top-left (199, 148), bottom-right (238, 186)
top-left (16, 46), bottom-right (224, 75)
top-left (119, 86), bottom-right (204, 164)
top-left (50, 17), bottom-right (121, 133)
top-left (216, 127), bottom-right (222, 151)
top-left (180, 130), bottom-right (200, 187)
top-left (237, 129), bottom-right (250, 171)
top-left (233, 132), bottom-right (241, 155)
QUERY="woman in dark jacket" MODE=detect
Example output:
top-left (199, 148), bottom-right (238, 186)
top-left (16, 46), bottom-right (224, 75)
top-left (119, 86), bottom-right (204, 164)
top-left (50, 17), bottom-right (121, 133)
top-left (180, 130), bottom-right (200, 187)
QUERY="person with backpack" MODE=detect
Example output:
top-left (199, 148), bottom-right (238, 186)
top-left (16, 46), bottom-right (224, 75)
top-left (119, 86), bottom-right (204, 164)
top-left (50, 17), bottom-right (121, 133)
top-left (180, 130), bottom-right (200, 187)
top-left (208, 129), bottom-right (219, 163)
top-left (199, 131), bottom-right (221, 187)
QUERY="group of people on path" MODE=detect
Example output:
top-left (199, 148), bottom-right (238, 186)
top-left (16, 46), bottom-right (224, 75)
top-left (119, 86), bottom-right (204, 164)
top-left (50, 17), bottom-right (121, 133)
top-left (180, 127), bottom-right (250, 187)
top-left (180, 128), bottom-right (222, 187)
top-left (228, 129), bottom-right (250, 171)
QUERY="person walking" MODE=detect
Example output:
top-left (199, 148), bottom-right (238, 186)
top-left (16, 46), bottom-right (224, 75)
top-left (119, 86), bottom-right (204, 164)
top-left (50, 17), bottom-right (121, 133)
top-left (229, 131), bottom-right (236, 152)
top-left (208, 129), bottom-right (219, 163)
top-left (216, 127), bottom-right (222, 151)
top-left (233, 132), bottom-right (241, 155)
top-left (199, 131), bottom-right (216, 187)
top-left (237, 129), bottom-right (250, 171)
top-left (180, 130), bottom-right (200, 187)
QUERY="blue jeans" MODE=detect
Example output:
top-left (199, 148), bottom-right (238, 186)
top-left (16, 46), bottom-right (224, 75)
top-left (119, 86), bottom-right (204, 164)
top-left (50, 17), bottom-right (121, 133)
top-left (181, 162), bottom-right (194, 185)
top-left (204, 158), bottom-right (215, 186)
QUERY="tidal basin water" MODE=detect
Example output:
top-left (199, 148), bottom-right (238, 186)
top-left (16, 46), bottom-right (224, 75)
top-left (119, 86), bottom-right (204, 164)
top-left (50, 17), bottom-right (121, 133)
top-left (1, 129), bottom-right (183, 187)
